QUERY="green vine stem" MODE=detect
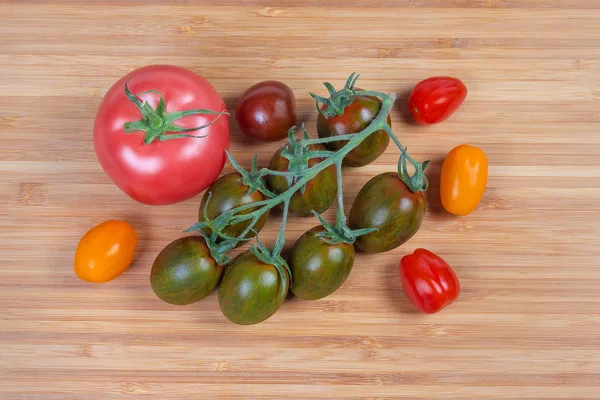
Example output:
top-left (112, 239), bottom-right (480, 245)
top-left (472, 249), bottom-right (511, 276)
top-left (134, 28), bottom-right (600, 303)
top-left (382, 124), bottom-right (430, 192)
top-left (272, 199), bottom-right (290, 256)
top-left (186, 74), bottom-right (430, 287)
top-left (334, 160), bottom-right (347, 230)
top-left (312, 159), bottom-right (377, 245)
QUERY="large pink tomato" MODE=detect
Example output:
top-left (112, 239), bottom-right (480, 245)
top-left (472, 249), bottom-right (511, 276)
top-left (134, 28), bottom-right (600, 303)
top-left (94, 65), bottom-right (229, 205)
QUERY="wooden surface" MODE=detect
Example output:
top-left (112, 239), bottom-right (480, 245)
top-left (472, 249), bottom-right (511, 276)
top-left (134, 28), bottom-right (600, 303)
top-left (1, 1), bottom-right (600, 399)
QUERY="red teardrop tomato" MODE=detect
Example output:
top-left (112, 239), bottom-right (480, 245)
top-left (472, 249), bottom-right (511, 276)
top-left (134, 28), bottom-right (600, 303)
top-left (408, 77), bottom-right (467, 125)
top-left (94, 65), bottom-right (230, 205)
top-left (399, 249), bottom-right (460, 314)
top-left (235, 81), bottom-right (297, 142)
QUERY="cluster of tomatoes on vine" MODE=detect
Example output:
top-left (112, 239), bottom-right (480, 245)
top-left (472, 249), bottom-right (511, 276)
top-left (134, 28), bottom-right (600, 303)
top-left (74, 65), bottom-right (488, 325)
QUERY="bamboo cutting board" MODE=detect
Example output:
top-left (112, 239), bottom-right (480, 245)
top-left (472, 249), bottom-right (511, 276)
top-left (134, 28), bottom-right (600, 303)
top-left (1, 1), bottom-right (599, 399)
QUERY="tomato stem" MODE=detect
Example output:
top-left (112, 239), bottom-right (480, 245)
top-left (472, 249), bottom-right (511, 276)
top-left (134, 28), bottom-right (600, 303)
top-left (310, 73), bottom-right (361, 118)
top-left (249, 239), bottom-right (291, 298)
top-left (226, 151), bottom-right (276, 198)
top-left (382, 124), bottom-right (430, 192)
top-left (122, 80), bottom-right (228, 144)
top-left (305, 134), bottom-right (357, 145)
top-left (334, 160), bottom-right (347, 230)
top-left (310, 159), bottom-right (377, 245)
top-left (272, 199), bottom-right (289, 257)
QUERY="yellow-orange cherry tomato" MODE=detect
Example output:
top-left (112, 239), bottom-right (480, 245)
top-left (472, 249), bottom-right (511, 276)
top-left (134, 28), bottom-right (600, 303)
top-left (74, 220), bottom-right (137, 283)
top-left (440, 144), bottom-right (488, 216)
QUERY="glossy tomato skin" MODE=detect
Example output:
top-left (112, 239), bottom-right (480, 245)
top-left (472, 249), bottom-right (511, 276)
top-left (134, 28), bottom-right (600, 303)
top-left (289, 226), bottom-right (355, 300)
top-left (408, 77), bottom-right (467, 125)
top-left (235, 81), bottom-right (297, 142)
top-left (94, 65), bottom-right (229, 205)
top-left (400, 249), bottom-right (460, 314)
top-left (74, 220), bottom-right (137, 283)
top-left (218, 250), bottom-right (288, 325)
top-left (349, 172), bottom-right (425, 253)
top-left (440, 144), bottom-right (488, 216)
top-left (317, 92), bottom-right (390, 167)
top-left (267, 144), bottom-right (337, 217)
top-left (150, 236), bottom-right (223, 305)
top-left (198, 173), bottom-right (269, 244)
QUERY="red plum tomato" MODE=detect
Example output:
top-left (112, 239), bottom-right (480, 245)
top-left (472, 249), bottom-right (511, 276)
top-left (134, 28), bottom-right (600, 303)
top-left (400, 249), bottom-right (460, 314)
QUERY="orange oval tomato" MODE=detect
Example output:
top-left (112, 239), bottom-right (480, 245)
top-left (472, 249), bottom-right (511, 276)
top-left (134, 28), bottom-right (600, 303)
top-left (74, 220), bottom-right (137, 283)
top-left (440, 144), bottom-right (488, 216)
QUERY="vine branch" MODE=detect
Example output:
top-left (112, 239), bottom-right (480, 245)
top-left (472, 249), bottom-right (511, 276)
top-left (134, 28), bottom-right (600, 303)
top-left (186, 75), bottom-right (429, 289)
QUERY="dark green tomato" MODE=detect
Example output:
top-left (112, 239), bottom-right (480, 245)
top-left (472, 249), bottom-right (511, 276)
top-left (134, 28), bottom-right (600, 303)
top-left (349, 172), bottom-right (426, 253)
top-left (150, 236), bottom-right (223, 305)
top-left (198, 173), bottom-right (269, 245)
top-left (267, 144), bottom-right (337, 217)
top-left (218, 250), bottom-right (288, 325)
top-left (289, 226), bottom-right (355, 300)
top-left (317, 92), bottom-right (390, 168)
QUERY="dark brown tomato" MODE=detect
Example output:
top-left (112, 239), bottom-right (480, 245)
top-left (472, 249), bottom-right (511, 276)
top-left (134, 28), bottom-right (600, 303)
top-left (267, 144), bottom-right (337, 217)
top-left (317, 92), bottom-right (390, 167)
top-left (198, 173), bottom-right (269, 245)
top-left (218, 250), bottom-right (289, 325)
top-left (150, 236), bottom-right (223, 305)
top-left (289, 226), bottom-right (355, 300)
top-left (349, 172), bottom-right (426, 253)
top-left (235, 81), bottom-right (297, 142)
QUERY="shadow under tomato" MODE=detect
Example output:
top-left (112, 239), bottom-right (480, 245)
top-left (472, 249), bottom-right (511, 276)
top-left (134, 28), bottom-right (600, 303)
top-left (296, 101), bottom-right (313, 134)
top-left (285, 288), bottom-right (297, 301)
top-left (268, 205), bottom-right (283, 218)
top-left (395, 88), bottom-right (418, 126)
top-left (382, 255), bottom-right (422, 314)
top-left (123, 213), bottom-right (149, 270)
top-left (424, 157), bottom-right (445, 215)
top-left (224, 95), bottom-right (259, 148)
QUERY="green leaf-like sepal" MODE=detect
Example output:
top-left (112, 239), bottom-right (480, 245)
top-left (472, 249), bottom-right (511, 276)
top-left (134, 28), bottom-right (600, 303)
top-left (250, 241), bottom-right (291, 300)
top-left (313, 211), bottom-right (378, 245)
top-left (397, 148), bottom-right (430, 193)
top-left (122, 79), bottom-right (228, 144)
top-left (280, 125), bottom-right (317, 194)
top-left (226, 151), bottom-right (276, 198)
top-left (309, 73), bottom-right (360, 119)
